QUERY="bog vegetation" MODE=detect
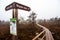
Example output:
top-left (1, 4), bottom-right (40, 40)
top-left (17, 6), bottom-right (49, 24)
top-left (0, 13), bottom-right (60, 40)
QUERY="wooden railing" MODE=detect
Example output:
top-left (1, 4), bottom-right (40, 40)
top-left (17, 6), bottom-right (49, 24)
top-left (32, 23), bottom-right (54, 40)
top-left (32, 30), bottom-right (45, 40)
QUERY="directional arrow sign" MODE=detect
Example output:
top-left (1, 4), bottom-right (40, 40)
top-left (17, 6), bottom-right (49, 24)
top-left (5, 2), bottom-right (31, 11)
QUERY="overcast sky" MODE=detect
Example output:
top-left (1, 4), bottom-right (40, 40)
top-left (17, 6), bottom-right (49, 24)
top-left (0, 0), bottom-right (60, 21)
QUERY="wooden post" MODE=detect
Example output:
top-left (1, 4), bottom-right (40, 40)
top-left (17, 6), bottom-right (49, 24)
top-left (12, 9), bottom-right (14, 18)
top-left (15, 9), bottom-right (18, 36)
top-left (12, 35), bottom-right (15, 40)
top-left (12, 9), bottom-right (18, 40)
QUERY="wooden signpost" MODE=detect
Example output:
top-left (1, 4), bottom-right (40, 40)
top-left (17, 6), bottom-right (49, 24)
top-left (5, 2), bottom-right (31, 40)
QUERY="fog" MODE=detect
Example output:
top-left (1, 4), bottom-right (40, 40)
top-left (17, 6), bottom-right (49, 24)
top-left (0, 0), bottom-right (60, 21)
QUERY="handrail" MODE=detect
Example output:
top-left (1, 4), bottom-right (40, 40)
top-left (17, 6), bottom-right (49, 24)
top-left (41, 33), bottom-right (46, 40)
top-left (33, 23), bottom-right (54, 40)
top-left (32, 30), bottom-right (45, 40)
